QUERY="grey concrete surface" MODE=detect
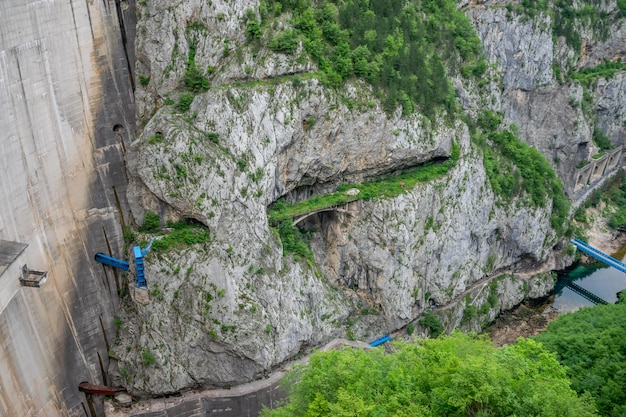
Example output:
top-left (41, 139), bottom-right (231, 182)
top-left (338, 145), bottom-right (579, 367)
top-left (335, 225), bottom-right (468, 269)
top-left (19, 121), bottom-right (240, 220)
top-left (0, 0), bottom-right (136, 415)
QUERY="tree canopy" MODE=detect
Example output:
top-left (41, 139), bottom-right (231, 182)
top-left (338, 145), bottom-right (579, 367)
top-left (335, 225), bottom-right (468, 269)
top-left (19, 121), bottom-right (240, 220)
top-left (261, 332), bottom-right (597, 417)
top-left (262, 0), bottom-right (484, 118)
top-left (534, 302), bottom-right (626, 417)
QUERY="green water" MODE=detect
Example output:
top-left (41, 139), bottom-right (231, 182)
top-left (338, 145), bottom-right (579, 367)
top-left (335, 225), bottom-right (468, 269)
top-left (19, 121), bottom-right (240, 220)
top-left (553, 251), bottom-right (626, 312)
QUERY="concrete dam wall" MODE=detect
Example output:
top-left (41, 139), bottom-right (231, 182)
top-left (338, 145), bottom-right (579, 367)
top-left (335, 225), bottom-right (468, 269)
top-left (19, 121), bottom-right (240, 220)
top-left (0, 0), bottom-right (135, 415)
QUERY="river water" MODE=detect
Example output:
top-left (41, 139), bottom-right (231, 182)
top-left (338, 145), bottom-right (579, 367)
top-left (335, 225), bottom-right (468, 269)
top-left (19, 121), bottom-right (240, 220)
top-left (553, 246), bottom-right (626, 312)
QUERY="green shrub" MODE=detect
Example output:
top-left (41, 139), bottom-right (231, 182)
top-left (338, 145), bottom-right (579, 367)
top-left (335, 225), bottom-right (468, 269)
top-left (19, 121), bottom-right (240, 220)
top-left (592, 128), bottom-right (612, 150)
top-left (150, 224), bottom-right (210, 253)
top-left (276, 220), bottom-right (314, 261)
top-left (206, 132), bottom-right (219, 143)
top-left (419, 310), bottom-right (442, 338)
top-left (177, 93), bottom-right (195, 112)
top-left (184, 66), bottom-right (209, 92)
top-left (183, 40), bottom-right (209, 92)
top-left (140, 211), bottom-right (161, 233)
top-left (246, 19), bottom-right (263, 40)
top-left (269, 29), bottom-right (299, 54)
top-left (142, 348), bottom-right (156, 367)
top-left (123, 226), bottom-right (136, 244)
top-left (573, 208), bottom-right (587, 223)
top-left (138, 75), bottom-right (150, 86)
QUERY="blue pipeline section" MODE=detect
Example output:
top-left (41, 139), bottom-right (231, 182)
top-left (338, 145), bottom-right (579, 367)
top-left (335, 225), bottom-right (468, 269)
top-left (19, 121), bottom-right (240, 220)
top-left (570, 238), bottom-right (626, 274)
top-left (369, 335), bottom-right (391, 347)
top-left (94, 253), bottom-right (130, 271)
top-left (134, 245), bottom-right (147, 288)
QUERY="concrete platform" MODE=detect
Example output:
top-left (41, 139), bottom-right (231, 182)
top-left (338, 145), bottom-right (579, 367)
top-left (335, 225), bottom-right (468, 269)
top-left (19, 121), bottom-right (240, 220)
top-left (0, 240), bottom-right (27, 276)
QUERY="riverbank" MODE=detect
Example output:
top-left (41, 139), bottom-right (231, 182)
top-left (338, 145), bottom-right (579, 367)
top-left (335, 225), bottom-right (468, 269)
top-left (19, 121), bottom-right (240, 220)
top-left (584, 204), bottom-right (626, 256)
top-left (487, 300), bottom-right (559, 347)
top-left (489, 226), bottom-right (626, 347)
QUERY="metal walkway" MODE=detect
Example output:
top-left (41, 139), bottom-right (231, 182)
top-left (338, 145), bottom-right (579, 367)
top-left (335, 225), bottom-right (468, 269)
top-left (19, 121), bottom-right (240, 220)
top-left (565, 281), bottom-right (609, 305)
top-left (570, 238), bottom-right (626, 274)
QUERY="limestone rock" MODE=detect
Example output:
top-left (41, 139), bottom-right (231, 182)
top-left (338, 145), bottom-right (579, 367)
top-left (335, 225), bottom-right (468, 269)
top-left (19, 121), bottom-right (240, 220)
top-left (114, 0), bottom-right (626, 397)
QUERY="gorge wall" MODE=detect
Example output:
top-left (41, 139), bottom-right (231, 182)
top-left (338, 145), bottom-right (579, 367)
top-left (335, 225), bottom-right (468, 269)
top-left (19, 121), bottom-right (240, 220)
top-left (0, 0), bottom-right (135, 415)
top-left (109, 0), bottom-right (626, 400)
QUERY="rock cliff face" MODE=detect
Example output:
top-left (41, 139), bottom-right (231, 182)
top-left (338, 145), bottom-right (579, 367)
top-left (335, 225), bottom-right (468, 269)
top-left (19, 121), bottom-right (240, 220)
top-left (113, 0), bottom-right (626, 396)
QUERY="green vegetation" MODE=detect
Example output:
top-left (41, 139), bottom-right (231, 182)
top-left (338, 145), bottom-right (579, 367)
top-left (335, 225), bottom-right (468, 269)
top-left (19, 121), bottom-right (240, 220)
top-left (150, 220), bottom-right (210, 253)
top-left (473, 111), bottom-right (570, 235)
top-left (418, 310), bottom-right (442, 338)
top-left (139, 210), bottom-right (161, 233)
top-left (245, 9), bottom-right (263, 40)
top-left (535, 302), bottom-right (626, 416)
top-left (275, 220), bottom-right (314, 261)
top-left (571, 60), bottom-right (626, 87)
top-left (261, 332), bottom-right (597, 417)
top-left (135, 211), bottom-right (210, 253)
top-left (184, 39), bottom-right (209, 92)
top-left (139, 75), bottom-right (151, 86)
top-left (579, 169), bottom-right (626, 230)
top-left (592, 128), bottom-right (613, 151)
top-left (141, 348), bottom-right (156, 367)
top-left (269, 142), bottom-right (459, 224)
top-left (177, 92), bottom-right (195, 112)
top-left (262, 0), bottom-right (484, 117)
top-left (269, 29), bottom-right (299, 54)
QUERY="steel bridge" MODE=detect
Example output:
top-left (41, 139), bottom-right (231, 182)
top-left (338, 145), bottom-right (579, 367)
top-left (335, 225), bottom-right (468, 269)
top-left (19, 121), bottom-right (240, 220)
top-left (570, 238), bottom-right (626, 274)
top-left (566, 238), bottom-right (626, 305)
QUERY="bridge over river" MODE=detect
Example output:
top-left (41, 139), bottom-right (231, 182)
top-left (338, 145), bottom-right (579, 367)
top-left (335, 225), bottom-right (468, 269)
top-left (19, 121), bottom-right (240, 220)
top-left (558, 239), bottom-right (626, 307)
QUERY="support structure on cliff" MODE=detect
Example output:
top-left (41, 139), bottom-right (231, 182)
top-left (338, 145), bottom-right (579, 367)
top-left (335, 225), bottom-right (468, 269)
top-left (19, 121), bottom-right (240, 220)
top-left (292, 200), bottom-right (361, 226)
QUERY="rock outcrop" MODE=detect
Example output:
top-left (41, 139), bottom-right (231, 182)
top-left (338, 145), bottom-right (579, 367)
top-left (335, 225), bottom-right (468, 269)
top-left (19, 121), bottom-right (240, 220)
top-left (112, 0), bottom-right (626, 397)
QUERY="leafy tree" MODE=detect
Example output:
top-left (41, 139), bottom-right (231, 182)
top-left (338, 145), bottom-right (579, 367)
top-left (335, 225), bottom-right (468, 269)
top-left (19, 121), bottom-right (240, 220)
top-left (261, 332), bottom-right (597, 417)
top-left (246, 18), bottom-right (263, 40)
top-left (535, 303), bottom-right (626, 417)
top-left (269, 29), bottom-right (299, 54)
top-left (140, 210), bottom-right (161, 233)
top-left (265, 0), bottom-right (484, 118)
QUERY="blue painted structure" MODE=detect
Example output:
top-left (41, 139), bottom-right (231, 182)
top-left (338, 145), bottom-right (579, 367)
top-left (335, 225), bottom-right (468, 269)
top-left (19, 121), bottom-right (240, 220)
top-left (94, 253), bottom-right (130, 271)
top-left (133, 238), bottom-right (155, 288)
top-left (369, 334), bottom-right (391, 347)
top-left (570, 238), bottom-right (626, 274)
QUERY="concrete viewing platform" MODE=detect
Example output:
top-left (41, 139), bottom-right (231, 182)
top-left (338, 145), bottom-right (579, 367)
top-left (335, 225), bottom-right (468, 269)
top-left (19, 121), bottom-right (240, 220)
top-left (0, 239), bottom-right (27, 277)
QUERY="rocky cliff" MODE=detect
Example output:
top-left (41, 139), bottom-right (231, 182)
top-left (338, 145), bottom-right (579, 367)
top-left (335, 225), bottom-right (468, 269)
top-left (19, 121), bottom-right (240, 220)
top-left (111, 0), bottom-right (626, 396)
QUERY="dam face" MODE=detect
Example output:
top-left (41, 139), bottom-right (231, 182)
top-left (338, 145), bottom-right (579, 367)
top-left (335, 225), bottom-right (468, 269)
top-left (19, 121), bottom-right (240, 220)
top-left (0, 0), bottom-right (135, 415)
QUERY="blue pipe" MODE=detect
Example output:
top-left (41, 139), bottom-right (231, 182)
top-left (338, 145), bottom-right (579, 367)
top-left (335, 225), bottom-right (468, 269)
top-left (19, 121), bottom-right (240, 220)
top-left (94, 253), bottom-right (130, 271)
top-left (369, 335), bottom-right (391, 347)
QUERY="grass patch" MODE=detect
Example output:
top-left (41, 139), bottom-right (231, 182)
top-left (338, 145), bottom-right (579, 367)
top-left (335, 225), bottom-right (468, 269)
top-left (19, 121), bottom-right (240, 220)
top-left (150, 220), bottom-right (210, 253)
top-left (571, 60), bottom-right (626, 87)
